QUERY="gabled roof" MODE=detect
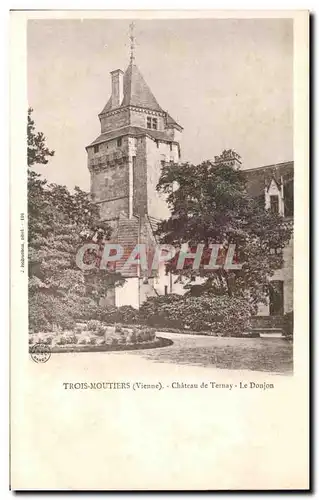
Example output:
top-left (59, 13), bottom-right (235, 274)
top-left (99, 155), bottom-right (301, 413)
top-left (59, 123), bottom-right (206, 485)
top-left (243, 161), bottom-right (294, 198)
top-left (265, 176), bottom-right (281, 192)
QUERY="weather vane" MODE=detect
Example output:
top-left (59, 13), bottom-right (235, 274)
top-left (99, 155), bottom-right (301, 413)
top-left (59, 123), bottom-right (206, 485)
top-left (129, 22), bottom-right (135, 64)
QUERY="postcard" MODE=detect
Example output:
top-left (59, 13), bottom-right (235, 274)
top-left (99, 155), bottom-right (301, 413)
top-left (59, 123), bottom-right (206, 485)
top-left (10, 10), bottom-right (309, 490)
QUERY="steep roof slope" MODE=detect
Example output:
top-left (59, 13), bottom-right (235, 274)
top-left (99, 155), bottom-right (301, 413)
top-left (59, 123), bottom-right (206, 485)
top-left (100, 63), bottom-right (163, 115)
top-left (121, 63), bottom-right (163, 112)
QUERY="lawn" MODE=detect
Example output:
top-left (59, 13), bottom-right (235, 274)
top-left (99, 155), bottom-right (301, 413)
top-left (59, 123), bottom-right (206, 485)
top-left (129, 333), bottom-right (293, 373)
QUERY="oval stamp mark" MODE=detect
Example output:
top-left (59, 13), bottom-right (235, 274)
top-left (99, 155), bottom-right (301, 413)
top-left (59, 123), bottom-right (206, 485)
top-left (30, 343), bottom-right (51, 363)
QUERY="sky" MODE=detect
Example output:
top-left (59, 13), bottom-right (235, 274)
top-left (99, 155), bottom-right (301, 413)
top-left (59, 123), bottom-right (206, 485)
top-left (28, 18), bottom-right (293, 190)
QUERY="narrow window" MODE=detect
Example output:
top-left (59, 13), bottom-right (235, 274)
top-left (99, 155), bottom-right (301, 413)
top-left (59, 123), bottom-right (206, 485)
top-left (164, 285), bottom-right (168, 296)
top-left (117, 138), bottom-right (122, 147)
top-left (155, 139), bottom-right (159, 148)
top-left (270, 195), bottom-right (279, 214)
top-left (170, 143), bottom-right (173, 152)
top-left (147, 117), bottom-right (152, 129)
top-left (94, 144), bottom-right (99, 154)
top-left (152, 117), bottom-right (158, 130)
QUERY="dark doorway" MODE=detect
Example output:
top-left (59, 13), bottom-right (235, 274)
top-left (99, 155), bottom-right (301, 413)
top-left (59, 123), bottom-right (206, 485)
top-left (270, 195), bottom-right (279, 214)
top-left (283, 179), bottom-right (294, 217)
top-left (269, 280), bottom-right (284, 316)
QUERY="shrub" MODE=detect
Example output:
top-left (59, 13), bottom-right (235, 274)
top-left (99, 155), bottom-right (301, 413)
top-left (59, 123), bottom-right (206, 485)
top-left (115, 324), bottom-right (123, 333)
top-left (29, 293), bottom-right (76, 333)
top-left (139, 293), bottom-right (252, 336)
top-left (86, 305), bottom-right (142, 326)
top-left (126, 331), bottom-right (137, 344)
top-left (70, 297), bottom-right (103, 322)
top-left (105, 325), bottom-right (116, 338)
top-left (97, 306), bottom-right (118, 323)
top-left (29, 296), bottom-right (52, 333)
top-left (89, 337), bottom-right (97, 345)
top-left (147, 328), bottom-right (156, 341)
top-left (96, 325), bottom-right (106, 337)
top-left (139, 328), bottom-right (155, 342)
top-left (96, 338), bottom-right (105, 346)
top-left (115, 305), bottom-right (140, 324)
top-left (64, 335), bottom-right (78, 344)
top-left (56, 336), bottom-right (67, 345)
top-left (87, 320), bottom-right (101, 332)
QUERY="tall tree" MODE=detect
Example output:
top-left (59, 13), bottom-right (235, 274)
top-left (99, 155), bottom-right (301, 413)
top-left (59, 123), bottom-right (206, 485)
top-left (27, 109), bottom-right (122, 331)
top-left (27, 107), bottom-right (55, 167)
top-left (156, 151), bottom-right (292, 310)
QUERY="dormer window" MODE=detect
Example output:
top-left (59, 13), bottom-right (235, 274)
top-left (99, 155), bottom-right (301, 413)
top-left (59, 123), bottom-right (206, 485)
top-left (94, 144), bottom-right (99, 154)
top-left (147, 116), bottom-right (158, 130)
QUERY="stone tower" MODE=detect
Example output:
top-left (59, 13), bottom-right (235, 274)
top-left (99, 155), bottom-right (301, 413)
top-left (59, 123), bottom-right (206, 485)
top-left (86, 56), bottom-right (183, 308)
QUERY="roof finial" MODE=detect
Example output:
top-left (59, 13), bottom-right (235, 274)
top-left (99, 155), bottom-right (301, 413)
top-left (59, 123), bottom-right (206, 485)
top-left (129, 22), bottom-right (135, 64)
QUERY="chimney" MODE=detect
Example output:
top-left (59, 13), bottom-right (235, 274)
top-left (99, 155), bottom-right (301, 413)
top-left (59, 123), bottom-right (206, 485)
top-left (110, 69), bottom-right (124, 109)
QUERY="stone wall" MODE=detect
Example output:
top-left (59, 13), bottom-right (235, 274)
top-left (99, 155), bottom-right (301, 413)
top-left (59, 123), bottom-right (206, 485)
top-left (129, 109), bottom-right (165, 131)
top-left (92, 163), bottom-right (129, 202)
top-left (89, 135), bottom-right (131, 220)
top-left (255, 233), bottom-right (293, 316)
top-left (99, 197), bottom-right (129, 221)
top-left (146, 137), bottom-right (179, 221)
top-left (133, 137), bottom-right (148, 216)
top-left (100, 108), bottom-right (130, 134)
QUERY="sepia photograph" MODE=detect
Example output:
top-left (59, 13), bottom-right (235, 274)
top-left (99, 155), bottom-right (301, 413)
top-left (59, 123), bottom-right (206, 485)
top-left (10, 10), bottom-right (309, 490)
top-left (27, 17), bottom-right (294, 372)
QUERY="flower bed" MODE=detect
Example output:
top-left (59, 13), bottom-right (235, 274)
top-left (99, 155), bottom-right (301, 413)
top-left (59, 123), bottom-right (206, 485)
top-left (28, 323), bottom-right (163, 353)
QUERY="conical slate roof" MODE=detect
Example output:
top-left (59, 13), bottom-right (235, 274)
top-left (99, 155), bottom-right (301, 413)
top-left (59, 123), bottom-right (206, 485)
top-left (100, 63), bottom-right (164, 115)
